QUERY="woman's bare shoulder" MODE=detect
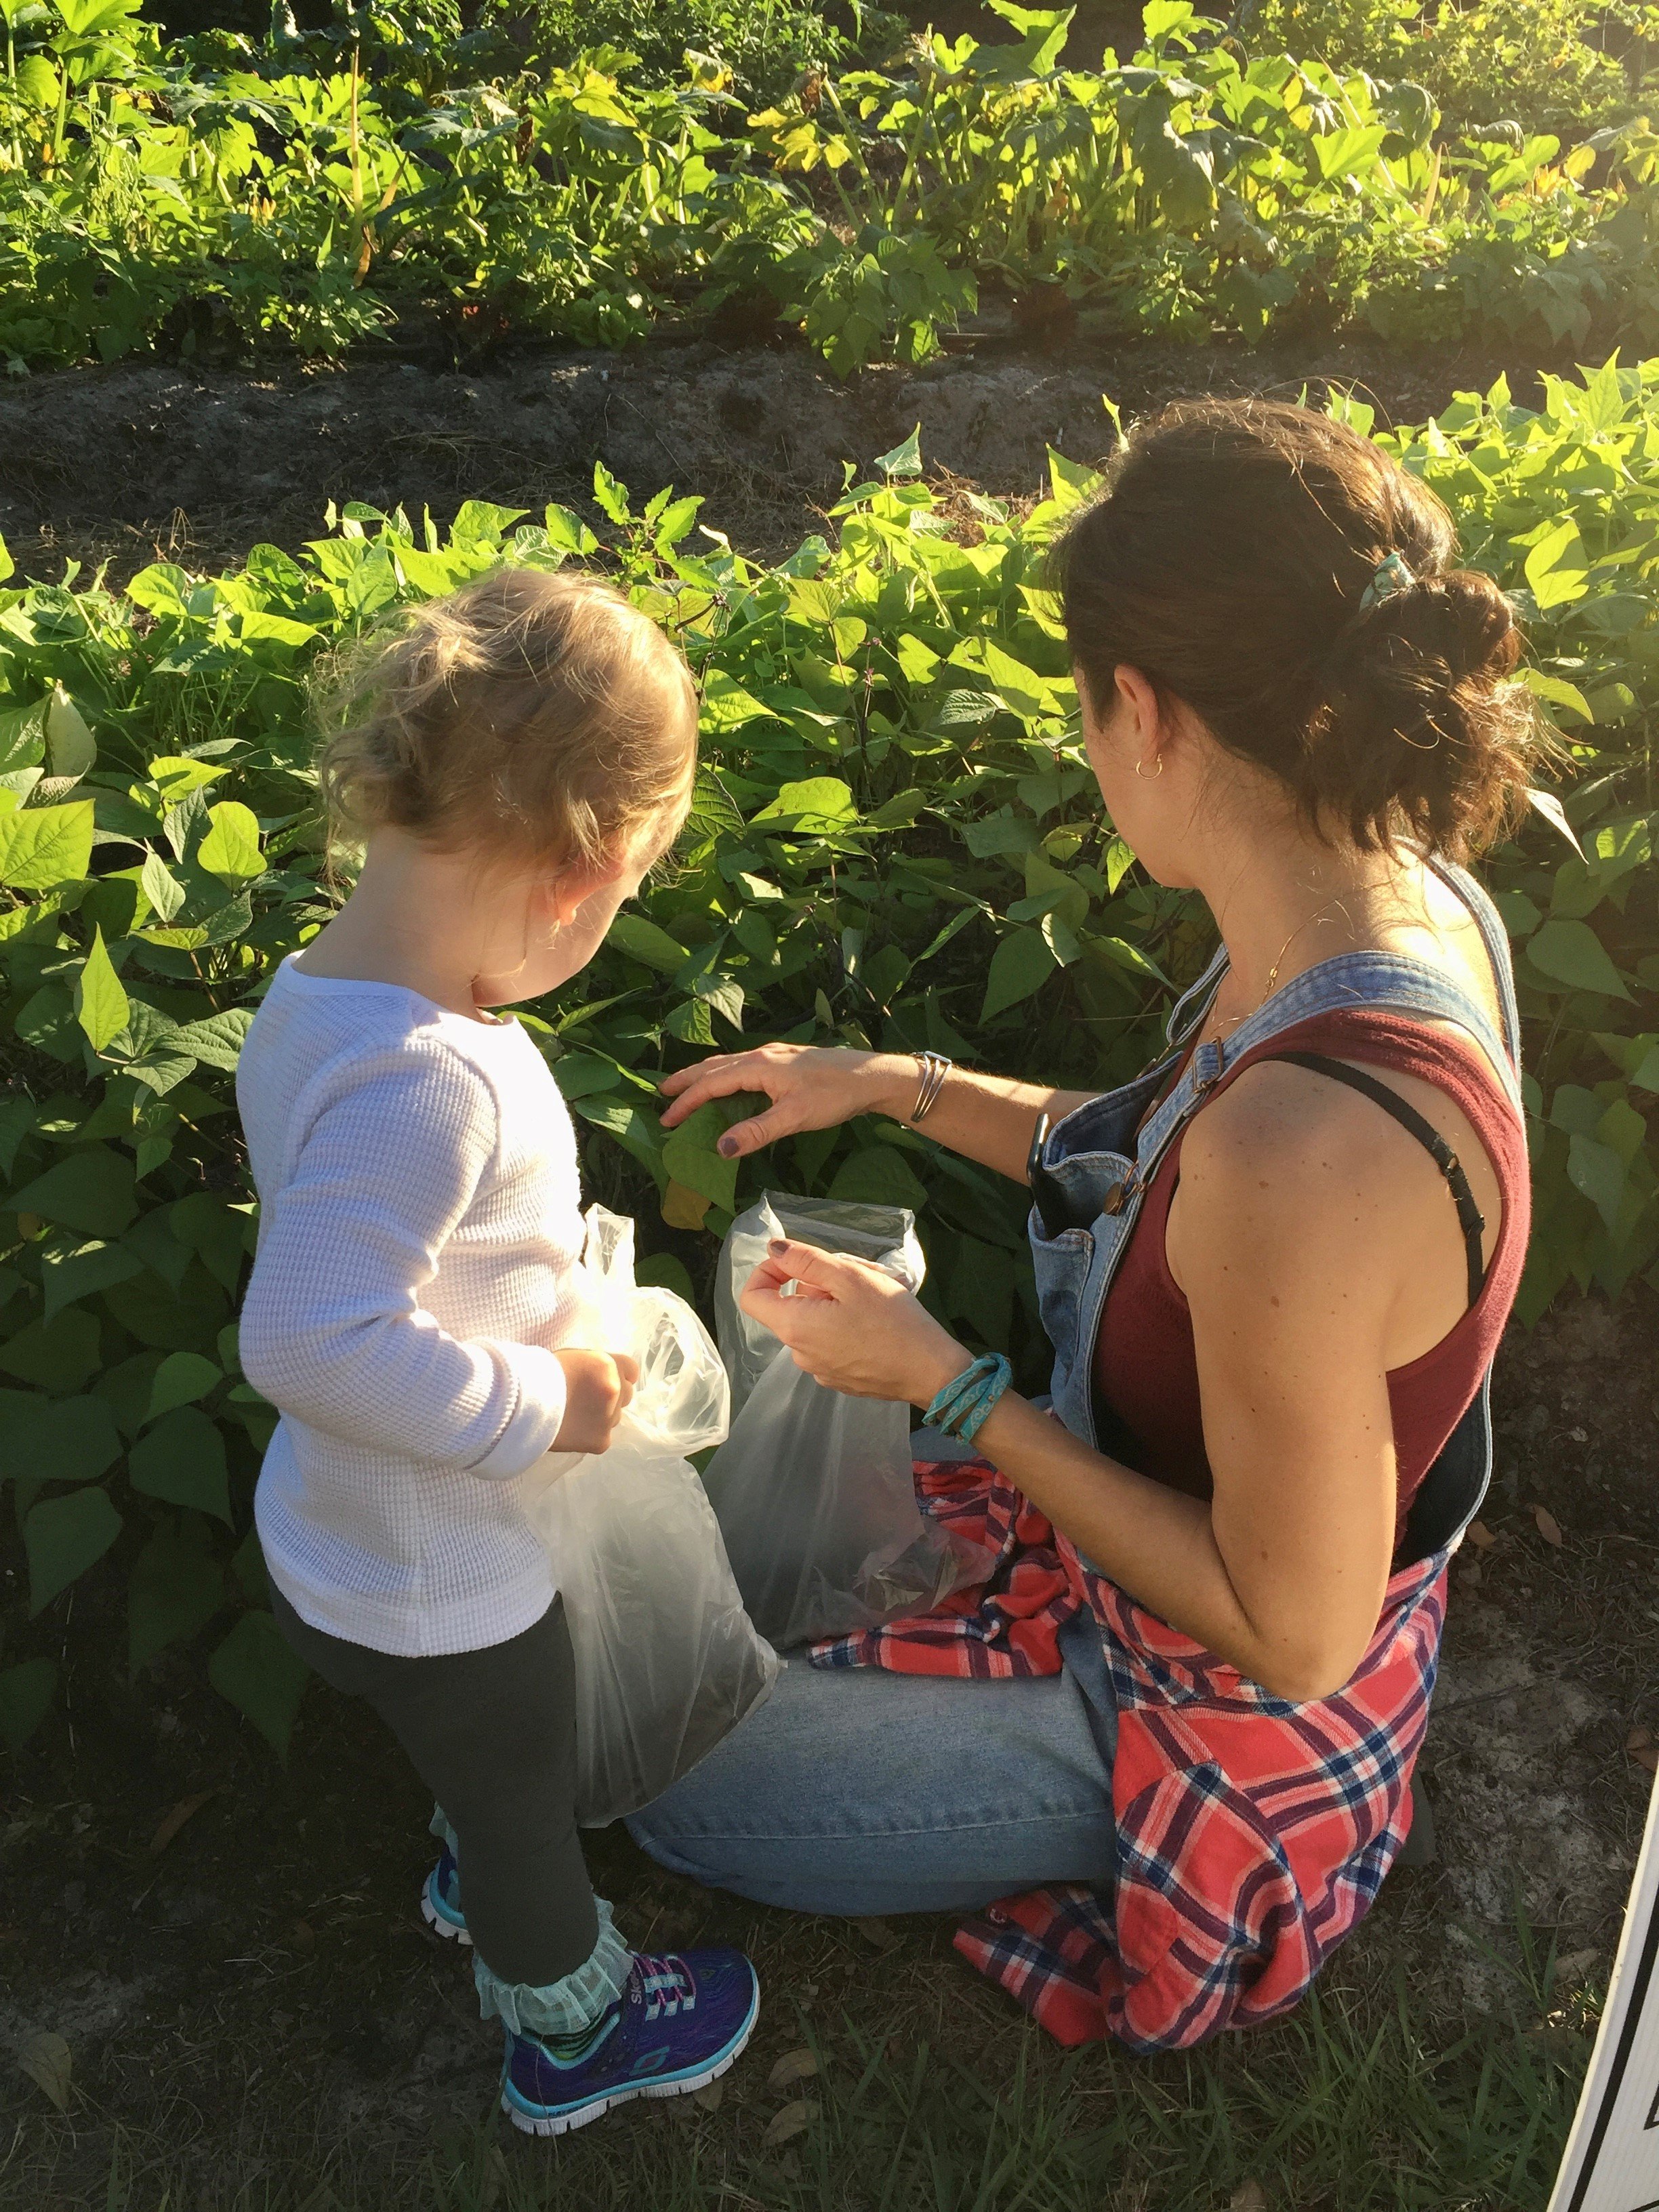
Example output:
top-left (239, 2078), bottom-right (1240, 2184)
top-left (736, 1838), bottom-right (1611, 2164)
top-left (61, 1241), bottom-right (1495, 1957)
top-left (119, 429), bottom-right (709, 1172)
top-left (1181, 1057), bottom-right (1404, 1187)
top-left (1172, 1059), bottom-right (1434, 1302)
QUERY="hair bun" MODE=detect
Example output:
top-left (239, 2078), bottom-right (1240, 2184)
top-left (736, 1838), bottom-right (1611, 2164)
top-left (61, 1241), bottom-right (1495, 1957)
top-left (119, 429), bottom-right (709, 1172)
top-left (1311, 565), bottom-right (1530, 853)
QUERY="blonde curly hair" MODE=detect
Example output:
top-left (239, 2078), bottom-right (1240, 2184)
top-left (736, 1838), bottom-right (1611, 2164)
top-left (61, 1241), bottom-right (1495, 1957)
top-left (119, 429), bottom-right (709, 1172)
top-left (317, 566), bottom-right (698, 875)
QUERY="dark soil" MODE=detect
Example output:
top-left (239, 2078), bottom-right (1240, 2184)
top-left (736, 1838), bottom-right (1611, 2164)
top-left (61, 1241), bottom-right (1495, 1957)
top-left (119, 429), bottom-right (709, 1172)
top-left (0, 332), bottom-right (1542, 588)
top-left (1423, 1292), bottom-right (1659, 2005)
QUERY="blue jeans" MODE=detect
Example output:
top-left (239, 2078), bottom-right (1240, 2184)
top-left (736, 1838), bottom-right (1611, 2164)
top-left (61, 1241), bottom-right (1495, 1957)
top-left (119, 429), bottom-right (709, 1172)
top-left (626, 1611), bottom-right (1118, 1918)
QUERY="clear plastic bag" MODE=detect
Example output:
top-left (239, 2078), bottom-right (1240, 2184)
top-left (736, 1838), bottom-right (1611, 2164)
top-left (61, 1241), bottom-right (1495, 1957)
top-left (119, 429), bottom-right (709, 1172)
top-left (701, 1193), bottom-right (981, 1648)
top-left (525, 1206), bottom-right (778, 1826)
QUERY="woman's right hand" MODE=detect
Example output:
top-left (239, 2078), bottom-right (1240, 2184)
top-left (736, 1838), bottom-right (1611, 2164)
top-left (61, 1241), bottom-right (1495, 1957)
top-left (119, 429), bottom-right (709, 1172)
top-left (552, 1347), bottom-right (640, 1454)
top-left (659, 1044), bottom-right (916, 1161)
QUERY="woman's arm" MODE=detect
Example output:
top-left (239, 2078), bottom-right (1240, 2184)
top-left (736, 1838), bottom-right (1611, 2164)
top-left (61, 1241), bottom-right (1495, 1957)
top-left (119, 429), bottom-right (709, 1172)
top-left (659, 1042), bottom-right (1097, 1185)
top-left (741, 1071), bottom-right (1412, 1701)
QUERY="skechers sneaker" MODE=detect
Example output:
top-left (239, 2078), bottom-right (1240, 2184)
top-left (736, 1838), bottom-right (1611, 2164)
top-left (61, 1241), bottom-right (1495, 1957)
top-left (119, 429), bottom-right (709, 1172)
top-left (419, 1847), bottom-right (472, 1947)
top-left (500, 1948), bottom-right (760, 2137)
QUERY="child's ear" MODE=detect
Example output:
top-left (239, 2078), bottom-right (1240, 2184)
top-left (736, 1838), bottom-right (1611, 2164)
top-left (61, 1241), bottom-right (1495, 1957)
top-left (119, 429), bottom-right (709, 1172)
top-left (541, 858), bottom-right (624, 928)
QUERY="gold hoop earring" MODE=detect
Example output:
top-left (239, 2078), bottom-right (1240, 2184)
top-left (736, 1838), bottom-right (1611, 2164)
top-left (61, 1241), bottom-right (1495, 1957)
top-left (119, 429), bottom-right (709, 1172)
top-left (1135, 756), bottom-right (1164, 779)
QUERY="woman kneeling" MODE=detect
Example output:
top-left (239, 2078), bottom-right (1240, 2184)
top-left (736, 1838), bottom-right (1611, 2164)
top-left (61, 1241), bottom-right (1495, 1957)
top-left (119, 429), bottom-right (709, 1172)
top-left (637, 396), bottom-right (1536, 2050)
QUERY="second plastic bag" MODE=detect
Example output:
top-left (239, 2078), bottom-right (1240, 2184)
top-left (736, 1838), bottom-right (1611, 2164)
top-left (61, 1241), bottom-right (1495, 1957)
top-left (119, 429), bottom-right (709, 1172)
top-left (701, 1193), bottom-right (981, 1648)
top-left (525, 1206), bottom-right (778, 1826)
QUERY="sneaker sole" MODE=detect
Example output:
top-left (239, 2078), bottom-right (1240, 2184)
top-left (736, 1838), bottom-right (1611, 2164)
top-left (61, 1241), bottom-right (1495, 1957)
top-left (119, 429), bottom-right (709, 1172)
top-left (501, 1971), bottom-right (760, 2139)
top-left (419, 1879), bottom-right (472, 1948)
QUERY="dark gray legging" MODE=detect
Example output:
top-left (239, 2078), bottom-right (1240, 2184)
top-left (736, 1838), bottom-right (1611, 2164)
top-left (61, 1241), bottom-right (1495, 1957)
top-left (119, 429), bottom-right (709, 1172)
top-left (270, 1588), bottom-right (598, 1988)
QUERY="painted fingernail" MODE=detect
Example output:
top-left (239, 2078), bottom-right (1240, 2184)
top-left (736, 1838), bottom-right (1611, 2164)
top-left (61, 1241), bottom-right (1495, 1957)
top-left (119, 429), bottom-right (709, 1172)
top-left (717, 1134), bottom-right (739, 1158)
top-left (768, 1238), bottom-right (788, 1256)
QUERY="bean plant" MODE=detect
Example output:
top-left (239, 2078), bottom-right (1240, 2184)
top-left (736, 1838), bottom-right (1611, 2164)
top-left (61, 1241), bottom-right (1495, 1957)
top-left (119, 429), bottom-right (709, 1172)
top-left (7, 0), bottom-right (1659, 370)
top-left (0, 365), bottom-right (1654, 1761)
top-left (1243, 0), bottom-right (1656, 138)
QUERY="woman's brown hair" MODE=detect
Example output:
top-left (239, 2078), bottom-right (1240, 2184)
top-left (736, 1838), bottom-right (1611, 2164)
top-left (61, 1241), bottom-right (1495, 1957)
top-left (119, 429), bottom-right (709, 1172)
top-left (317, 566), bottom-right (698, 874)
top-left (1052, 397), bottom-right (1540, 856)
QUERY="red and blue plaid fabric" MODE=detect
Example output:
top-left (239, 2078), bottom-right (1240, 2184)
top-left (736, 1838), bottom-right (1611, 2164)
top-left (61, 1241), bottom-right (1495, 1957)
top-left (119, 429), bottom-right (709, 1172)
top-left (811, 1454), bottom-right (1447, 2051)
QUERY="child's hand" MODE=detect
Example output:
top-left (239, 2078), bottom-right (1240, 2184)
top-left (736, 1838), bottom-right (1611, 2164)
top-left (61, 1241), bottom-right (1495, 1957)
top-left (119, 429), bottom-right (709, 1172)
top-left (552, 1348), bottom-right (640, 1454)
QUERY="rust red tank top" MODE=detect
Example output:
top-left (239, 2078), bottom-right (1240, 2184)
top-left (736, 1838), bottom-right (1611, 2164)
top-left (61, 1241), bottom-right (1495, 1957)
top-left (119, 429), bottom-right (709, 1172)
top-left (1091, 1008), bottom-right (1530, 1553)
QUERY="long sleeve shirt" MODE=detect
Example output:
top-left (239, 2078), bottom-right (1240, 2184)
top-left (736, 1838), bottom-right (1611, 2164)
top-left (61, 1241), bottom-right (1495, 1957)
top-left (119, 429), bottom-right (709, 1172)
top-left (237, 956), bottom-right (588, 1656)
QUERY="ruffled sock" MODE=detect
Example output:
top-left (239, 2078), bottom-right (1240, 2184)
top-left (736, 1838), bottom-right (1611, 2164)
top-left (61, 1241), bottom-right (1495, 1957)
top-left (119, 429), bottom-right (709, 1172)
top-left (427, 1804), bottom-right (633, 2043)
top-left (474, 1898), bottom-right (632, 2041)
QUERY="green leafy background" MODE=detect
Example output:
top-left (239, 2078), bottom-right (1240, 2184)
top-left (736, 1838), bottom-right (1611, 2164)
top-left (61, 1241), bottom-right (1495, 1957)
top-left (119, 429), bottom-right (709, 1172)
top-left (12, 0), bottom-right (1659, 370)
top-left (1, 364), bottom-right (1655, 1757)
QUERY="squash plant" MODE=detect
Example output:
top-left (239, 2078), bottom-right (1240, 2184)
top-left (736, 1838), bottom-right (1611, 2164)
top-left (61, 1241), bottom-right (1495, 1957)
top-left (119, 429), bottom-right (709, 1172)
top-left (0, 367), bottom-right (1654, 1761)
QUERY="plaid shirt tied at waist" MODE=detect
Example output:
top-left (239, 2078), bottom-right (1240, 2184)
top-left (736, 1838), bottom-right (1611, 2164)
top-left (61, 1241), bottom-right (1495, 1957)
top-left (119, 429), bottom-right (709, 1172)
top-left (811, 1453), bottom-right (1448, 2053)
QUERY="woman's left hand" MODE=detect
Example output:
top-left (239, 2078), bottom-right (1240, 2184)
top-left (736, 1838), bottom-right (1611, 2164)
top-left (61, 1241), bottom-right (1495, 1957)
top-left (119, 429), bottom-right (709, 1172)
top-left (739, 1239), bottom-right (972, 1408)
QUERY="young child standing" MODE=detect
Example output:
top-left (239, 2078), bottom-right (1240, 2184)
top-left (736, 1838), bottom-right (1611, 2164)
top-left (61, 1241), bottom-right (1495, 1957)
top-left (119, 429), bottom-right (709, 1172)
top-left (234, 567), bottom-right (759, 2135)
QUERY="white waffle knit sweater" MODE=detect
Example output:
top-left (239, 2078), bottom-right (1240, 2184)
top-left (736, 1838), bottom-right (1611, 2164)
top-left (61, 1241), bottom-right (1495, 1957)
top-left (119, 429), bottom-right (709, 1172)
top-left (237, 956), bottom-right (587, 1656)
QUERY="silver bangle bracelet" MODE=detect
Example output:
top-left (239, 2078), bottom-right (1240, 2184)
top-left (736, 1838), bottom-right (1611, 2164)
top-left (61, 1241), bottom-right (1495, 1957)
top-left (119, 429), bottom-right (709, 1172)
top-left (909, 1050), bottom-right (952, 1124)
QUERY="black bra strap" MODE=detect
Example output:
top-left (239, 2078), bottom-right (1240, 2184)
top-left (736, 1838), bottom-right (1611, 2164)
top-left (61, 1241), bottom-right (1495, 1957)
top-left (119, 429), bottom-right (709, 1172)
top-left (1268, 1050), bottom-right (1488, 1309)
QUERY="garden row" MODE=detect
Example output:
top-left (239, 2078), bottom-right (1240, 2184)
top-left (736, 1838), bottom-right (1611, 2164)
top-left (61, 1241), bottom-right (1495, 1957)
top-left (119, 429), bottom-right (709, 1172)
top-left (0, 362), bottom-right (1655, 1759)
top-left (10, 0), bottom-right (1659, 371)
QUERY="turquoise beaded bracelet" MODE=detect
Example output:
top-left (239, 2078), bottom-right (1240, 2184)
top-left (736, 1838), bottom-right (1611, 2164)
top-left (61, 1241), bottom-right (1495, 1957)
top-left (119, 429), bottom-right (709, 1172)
top-left (925, 1353), bottom-right (1013, 1444)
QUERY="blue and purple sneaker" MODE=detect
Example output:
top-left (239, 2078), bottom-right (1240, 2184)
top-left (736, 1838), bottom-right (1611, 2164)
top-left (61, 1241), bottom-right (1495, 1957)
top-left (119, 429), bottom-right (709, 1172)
top-left (419, 1846), bottom-right (472, 1947)
top-left (501, 1948), bottom-right (760, 2137)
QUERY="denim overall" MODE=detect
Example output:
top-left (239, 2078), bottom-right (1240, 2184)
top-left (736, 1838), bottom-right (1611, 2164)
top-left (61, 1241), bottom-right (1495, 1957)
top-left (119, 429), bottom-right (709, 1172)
top-left (1031, 854), bottom-right (1523, 1569)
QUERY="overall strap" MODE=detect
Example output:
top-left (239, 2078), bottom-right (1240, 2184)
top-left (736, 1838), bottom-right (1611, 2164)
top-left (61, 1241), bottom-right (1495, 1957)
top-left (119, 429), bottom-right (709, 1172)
top-left (1419, 853), bottom-right (1523, 1071)
top-left (1165, 945), bottom-right (1229, 1050)
top-left (1203, 949), bottom-right (1521, 1120)
top-left (1271, 1050), bottom-right (1488, 1308)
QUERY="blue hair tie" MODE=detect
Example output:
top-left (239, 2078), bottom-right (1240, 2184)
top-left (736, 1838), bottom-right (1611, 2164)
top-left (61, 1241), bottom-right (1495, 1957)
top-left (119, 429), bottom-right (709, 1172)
top-left (1359, 550), bottom-right (1415, 612)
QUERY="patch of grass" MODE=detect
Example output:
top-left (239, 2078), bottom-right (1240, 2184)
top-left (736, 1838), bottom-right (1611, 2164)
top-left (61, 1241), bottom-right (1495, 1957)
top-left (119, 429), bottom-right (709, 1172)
top-left (3, 1969), bottom-right (1592, 2212)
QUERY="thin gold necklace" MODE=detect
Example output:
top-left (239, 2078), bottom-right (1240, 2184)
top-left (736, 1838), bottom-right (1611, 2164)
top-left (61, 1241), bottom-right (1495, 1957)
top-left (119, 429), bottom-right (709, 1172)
top-left (1210, 888), bottom-right (1367, 1039)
